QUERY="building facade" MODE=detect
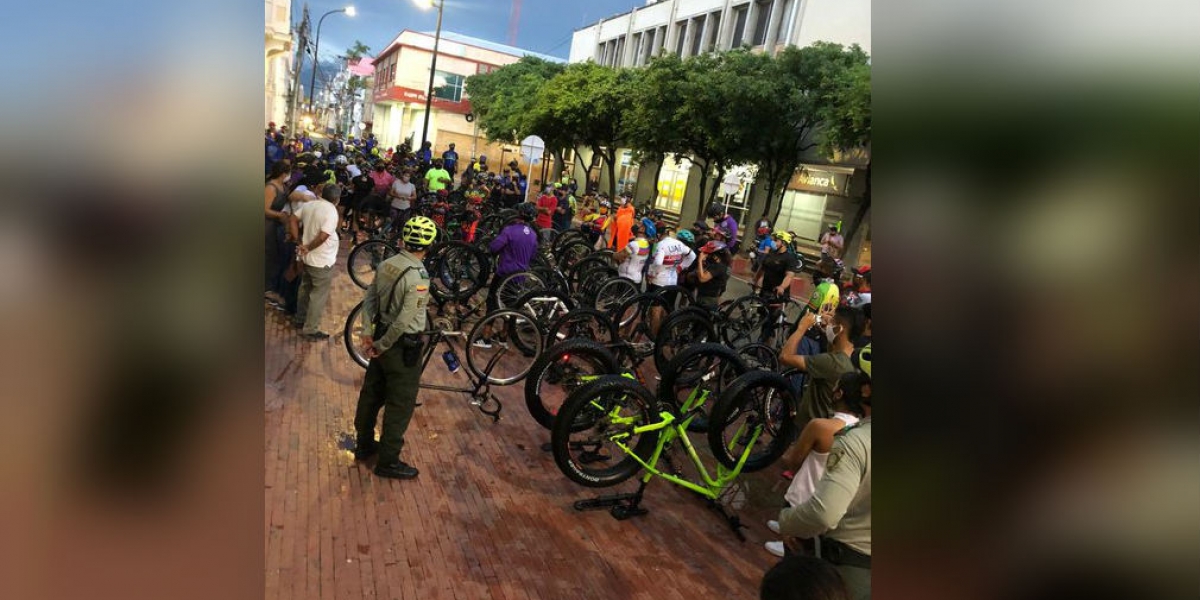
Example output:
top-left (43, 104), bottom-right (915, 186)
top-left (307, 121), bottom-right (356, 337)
top-left (264, 0), bottom-right (293, 126)
top-left (565, 0), bottom-right (871, 265)
top-left (371, 30), bottom-right (564, 162)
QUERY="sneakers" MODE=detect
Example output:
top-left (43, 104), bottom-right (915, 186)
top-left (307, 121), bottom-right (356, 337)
top-left (767, 520), bottom-right (781, 534)
top-left (471, 337), bottom-right (494, 349)
top-left (764, 541), bottom-right (785, 557)
top-left (373, 461), bottom-right (419, 480)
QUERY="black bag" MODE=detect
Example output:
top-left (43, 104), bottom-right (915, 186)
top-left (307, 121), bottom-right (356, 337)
top-left (372, 266), bottom-right (416, 341)
top-left (399, 334), bottom-right (424, 367)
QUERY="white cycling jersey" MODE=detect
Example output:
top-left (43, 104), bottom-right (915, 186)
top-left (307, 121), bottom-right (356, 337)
top-left (648, 237), bottom-right (696, 287)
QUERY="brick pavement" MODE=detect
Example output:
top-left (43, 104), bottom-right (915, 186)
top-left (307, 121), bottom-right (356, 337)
top-left (265, 243), bottom-right (792, 600)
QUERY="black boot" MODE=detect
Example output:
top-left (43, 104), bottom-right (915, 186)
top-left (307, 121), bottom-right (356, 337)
top-left (353, 439), bottom-right (378, 461)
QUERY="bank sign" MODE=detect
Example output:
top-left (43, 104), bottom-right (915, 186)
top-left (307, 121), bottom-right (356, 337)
top-left (789, 167), bottom-right (849, 195)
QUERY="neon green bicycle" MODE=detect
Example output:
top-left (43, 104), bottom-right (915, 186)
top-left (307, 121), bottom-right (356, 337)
top-left (550, 343), bottom-right (755, 538)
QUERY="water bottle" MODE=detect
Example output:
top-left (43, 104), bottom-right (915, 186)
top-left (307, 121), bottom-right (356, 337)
top-left (442, 350), bottom-right (460, 374)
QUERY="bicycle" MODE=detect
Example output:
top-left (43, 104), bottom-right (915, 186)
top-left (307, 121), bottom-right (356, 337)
top-left (549, 361), bottom-right (760, 539)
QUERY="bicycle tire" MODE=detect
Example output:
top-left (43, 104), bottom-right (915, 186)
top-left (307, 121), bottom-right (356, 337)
top-left (706, 370), bottom-right (798, 473)
top-left (547, 308), bottom-right (617, 346)
top-left (496, 271), bottom-right (546, 310)
top-left (343, 301), bottom-right (370, 369)
top-left (577, 267), bottom-right (619, 306)
top-left (464, 309), bottom-right (544, 385)
top-left (656, 343), bottom-right (749, 433)
top-left (551, 375), bottom-right (661, 488)
top-left (555, 239), bottom-right (592, 273)
top-left (427, 241), bottom-right (490, 302)
top-left (524, 339), bottom-right (620, 430)
top-left (610, 293), bottom-right (669, 361)
top-left (720, 295), bottom-right (771, 347)
top-left (653, 309), bottom-right (717, 373)
top-left (736, 343), bottom-right (780, 372)
top-left (513, 289), bottom-right (575, 333)
top-left (347, 239), bottom-right (398, 289)
top-left (592, 276), bottom-right (641, 314)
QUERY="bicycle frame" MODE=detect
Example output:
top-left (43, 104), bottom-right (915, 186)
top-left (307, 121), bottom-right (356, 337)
top-left (416, 328), bottom-right (504, 422)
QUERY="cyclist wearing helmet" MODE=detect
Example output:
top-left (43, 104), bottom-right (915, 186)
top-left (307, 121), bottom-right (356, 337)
top-left (844, 265), bottom-right (871, 308)
top-left (474, 203), bottom-right (539, 348)
top-left (708, 204), bottom-right (739, 249)
top-left (756, 230), bottom-right (800, 297)
top-left (354, 215), bottom-right (437, 480)
top-left (614, 222), bottom-right (652, 285)
top-left (676, 228), bottom-right (696, 248)
top-left (694, 240), bottom-right (732, 308)
top-left (781, 304), bottom-right (864, 426)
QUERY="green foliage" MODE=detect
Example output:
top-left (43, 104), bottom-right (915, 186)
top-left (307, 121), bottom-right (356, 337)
top-left (345, 40), bottom-right (371, 60)
top-left (465, 56), bottom-right (565, 145)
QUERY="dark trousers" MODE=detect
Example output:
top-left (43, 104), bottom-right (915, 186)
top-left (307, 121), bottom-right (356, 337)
top-left (354, 344), bottom-right (421, 466)
top-left (265, 221), bottom-right (285, 292)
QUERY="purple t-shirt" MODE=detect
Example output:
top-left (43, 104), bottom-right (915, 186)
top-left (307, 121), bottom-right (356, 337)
top-left (719, 215), bottom-right (739, 244)
top-left (488, 222), bottom-right (539, 277)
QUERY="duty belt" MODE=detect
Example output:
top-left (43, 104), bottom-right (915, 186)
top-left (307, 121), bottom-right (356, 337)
top-left (819, 536), bottom-right (871, 569)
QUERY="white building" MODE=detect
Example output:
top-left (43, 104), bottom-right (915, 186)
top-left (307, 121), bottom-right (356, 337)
top-left (566, 0), bottom-right (871, 266)
top-left (569, 0), bottom-right (870, 66)
top-left (264, 0), bottom-right (292, 127)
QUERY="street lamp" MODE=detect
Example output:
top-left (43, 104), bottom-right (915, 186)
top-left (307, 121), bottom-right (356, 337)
top-left (413, 0), bottom-right (444, 151)
top-left (308, 6), bottom-right (356, 115)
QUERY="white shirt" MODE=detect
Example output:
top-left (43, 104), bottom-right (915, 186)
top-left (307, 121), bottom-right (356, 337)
top-left (346, 164), bottom-right (361, 178)
top-left (293, 199), bottom-right (339, 268)
top-left (784, 412), bottom-right (861, 507)
top-left (649, 237), bottom-right (695, 287)
top-left (618, 237), bottom-right (652, 283)
top-left (390, 180), bottom-right (415, 210)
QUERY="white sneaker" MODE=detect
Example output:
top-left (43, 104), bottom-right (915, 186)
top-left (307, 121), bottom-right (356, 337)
top-left (764, 541), bottom-right (785, 557)
top-left (472, 338), bottom-right (493, 349)
top-left (767, 520), bottom-right (781, 534)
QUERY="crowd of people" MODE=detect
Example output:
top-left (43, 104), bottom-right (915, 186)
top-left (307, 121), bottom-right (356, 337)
top-left (264, 123), bottom-right (873, 600)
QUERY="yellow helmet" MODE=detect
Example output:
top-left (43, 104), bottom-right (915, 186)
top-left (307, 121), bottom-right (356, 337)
top-left (772, 229), bottom-right (793, 244)
top-left (856, 343), bottom-right (871, 378)
top-left (807, 281), bottom-right (840, 313)
top-left (402, 216), bottom-right (438, 247)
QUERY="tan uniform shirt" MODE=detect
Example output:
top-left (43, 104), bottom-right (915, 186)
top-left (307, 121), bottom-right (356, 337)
top-left (779, 419), bottom-right (871, 555)
top-left (361, 251), bottom-right (431, 353)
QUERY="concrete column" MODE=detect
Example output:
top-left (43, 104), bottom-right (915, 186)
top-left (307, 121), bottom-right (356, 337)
top-left (763, 0), bottom-right (783, 52)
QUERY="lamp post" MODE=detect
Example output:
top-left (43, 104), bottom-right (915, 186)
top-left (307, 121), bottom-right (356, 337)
top-left (414, 0), bottom-right (445, 150)
top-left (308, 6), bottom-right (356, 119)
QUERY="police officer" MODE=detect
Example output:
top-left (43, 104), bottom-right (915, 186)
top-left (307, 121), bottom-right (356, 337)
top-left (776, 345), bottom-right (872, 600)
top-left (353, 216), bottom-right (438, 480)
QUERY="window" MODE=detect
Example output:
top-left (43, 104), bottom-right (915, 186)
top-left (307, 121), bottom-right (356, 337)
top-left (752, 0), bottom-right (772, 46)
top-left (432, 71), bottom-right (464, 102)
top-left (690, 17), bottom-right (704, 56)
top-left (778, 0), bottom-right (797, 45)
top-left (674, 21), bottom-right (687, 56)
top-left (598, 43), bottom-right (607, 64)
top-left (731, 5), bottom-right (749, 47)
top-left (617, 150), bottom-right (639, 194)
top-left (706, 13), bottom-right (721, 52)
top-left (632, 33), bottom-right (643, 66)
top-left (476, 63), bottom-right (497, 74)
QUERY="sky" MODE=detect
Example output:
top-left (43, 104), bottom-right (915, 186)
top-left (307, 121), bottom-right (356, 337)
top-left (297, 0), bottom-right (642, 66)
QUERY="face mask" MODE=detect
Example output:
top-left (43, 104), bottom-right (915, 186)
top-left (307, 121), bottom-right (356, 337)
top-left (824, 324), bottom-right (840, 342)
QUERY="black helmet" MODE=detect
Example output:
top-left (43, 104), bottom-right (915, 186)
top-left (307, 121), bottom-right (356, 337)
top-left (516, 202), bottom-right (537, 222)
top-left (706, 204), bottom-right (725, 219)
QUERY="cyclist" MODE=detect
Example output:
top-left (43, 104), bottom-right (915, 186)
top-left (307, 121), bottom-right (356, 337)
top-left (387, 170), bottom-right (417, 228)
top-left (424, 158), bottom-right (452, 193)
top-left (708, 204), bottom-right (739, 250)
top-left (614, 222), bottom-right (652, 286)
top-left (843, 265), bottom-right (871, 308)
top-left (610, 195), bottom-right (636, 251)
top-left (646, 226), bottom-right (696, 334)
top-left (755, 230), bottom-right (801, 298)
top-left (474, 203), bottom-right (539, 348)
top-left (353, 215), bottom-right (436, 480)
top-left (780, 304), bottom-right (863, 427)
top-left (693, 240), bottom-right (732, 309)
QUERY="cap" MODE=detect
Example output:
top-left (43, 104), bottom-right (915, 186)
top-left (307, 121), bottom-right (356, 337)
top-left (853, 265), bottom-right (871, 276)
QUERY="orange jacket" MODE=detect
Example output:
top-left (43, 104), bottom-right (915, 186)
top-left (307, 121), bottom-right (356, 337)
top-left (611, 205), bottom-right (636, 250)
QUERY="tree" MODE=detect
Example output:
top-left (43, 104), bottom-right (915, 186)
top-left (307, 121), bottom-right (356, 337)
top-left (626, 55), bottom-right (687, 207)
top-left (532, 62), bottom-right (632, 200)
top-left (465, 56), bottom-right (565, 146)
top-left (345, 40), bottom-right (371, 61)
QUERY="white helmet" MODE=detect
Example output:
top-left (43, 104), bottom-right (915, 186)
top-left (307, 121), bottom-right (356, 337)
top-left (335, 155), bottom-right (348, 165)
top-left (313, 151), bottom-right (322, 159)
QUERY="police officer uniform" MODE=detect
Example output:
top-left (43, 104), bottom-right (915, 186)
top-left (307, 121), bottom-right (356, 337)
top-left (353, 248), bottom-right (431, 478)
top-left (778, 419), bottom-right (871, 600)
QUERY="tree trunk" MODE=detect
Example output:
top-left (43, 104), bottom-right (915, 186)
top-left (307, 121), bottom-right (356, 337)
top-left (650, 155), bottom-right (666, 208)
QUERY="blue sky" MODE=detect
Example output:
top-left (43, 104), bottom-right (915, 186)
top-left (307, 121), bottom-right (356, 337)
top-left (298, 0), bottom-right (641, 64)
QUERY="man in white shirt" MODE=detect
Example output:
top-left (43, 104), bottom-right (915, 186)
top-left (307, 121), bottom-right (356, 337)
top-left (614, 223), bottom-right (652, 285)
top-left (646, 227), bottom-right (695, 334)
top-left (287, 184), bottom-right (341, 339)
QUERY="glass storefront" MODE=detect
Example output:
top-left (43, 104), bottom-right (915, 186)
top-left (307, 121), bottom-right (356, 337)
top-left (775, 190), bottom-right (827, 242)
top-left (655, 156), bottom-right (691, 214)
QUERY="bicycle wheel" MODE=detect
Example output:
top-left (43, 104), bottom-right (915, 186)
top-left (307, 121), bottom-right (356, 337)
top-left (720, 295), bottom-right (770, 347)
top-left (577, 267), bottom-right (619, 306)
top-left (551, 375), bottom-right (661, 488)
top-left (427, 241), bottom-right (489, 302)
top-left (592, 276), bottom-right (641, 314)
top-left (496, 271), bottom-right (546, 310)
top-left (653, 308), bottom-right (717, 373)
top-left (736, 343), bottom-right (780, 372)
top-left (547, 308), bottom-right (617, 345)
top-left (343, 301), bottom-right (370, 369)
top-left (347, 239), bottom-right (397, 289)
top-left (656, 343), bottom-right (749, 433)
top-left (706, 370), bottom-right (798, 472)
top-left (524, 339), bottom-right (620, 431)
top-left (552, 229), bottom-right (586, 254)
top-left (569, 254), bottom-right (613, 292)
top-left (464, 309), bottom-right (544, 385)
top-left (555, 239), bottom-right (592, 273)
top-left (649, 285), bottom-right (694, 311)
top-left (611, 293), bottom-right (669, 361)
